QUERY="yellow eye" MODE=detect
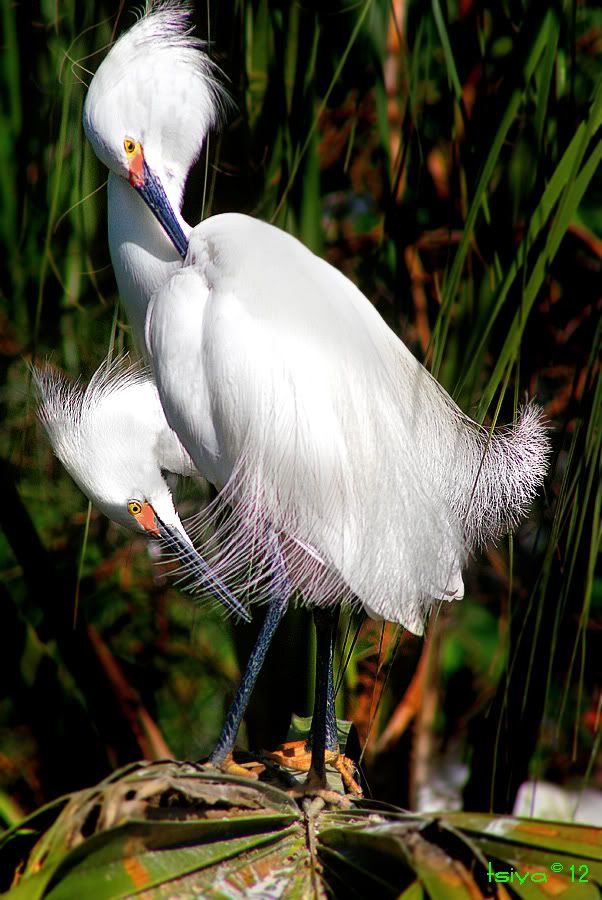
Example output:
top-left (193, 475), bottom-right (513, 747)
top-left (123, 138), bottom-right (137, 157)
top-left (127, 500), bottom-right (142, 517)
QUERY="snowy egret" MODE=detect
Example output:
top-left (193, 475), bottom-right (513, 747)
top-left (82, 6), bottom-right (224, 352)
top-left (82, 4), bottom-right (550, 779)
top-left (35, 359), bottom-right (250, 622)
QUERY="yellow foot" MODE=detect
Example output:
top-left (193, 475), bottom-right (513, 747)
top-left (333, 754), bottom-right (362, 796)
top-left (263, 741), bottom-right (362, 797)
top-left (200, 753), bottom-right (261, 779)
top-left (263, 740), bottom-right (313, 772)
top-left (301, 767), bottom-right (355, 806)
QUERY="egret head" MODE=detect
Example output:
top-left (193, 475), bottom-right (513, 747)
top-left (35, 359), bottom-right (196, 544)
top-left (83, 4), bottom-right (227, 255)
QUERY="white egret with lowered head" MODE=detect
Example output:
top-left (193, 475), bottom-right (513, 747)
top-left (82, 3), bottom-right (550, 783)
top-left (35, 358), bottom-right (250, 622)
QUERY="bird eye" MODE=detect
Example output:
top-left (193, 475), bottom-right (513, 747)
top-left (127, 499), bottom-right (143, 517)
top-left (123, 138), bottom-right (137, 157)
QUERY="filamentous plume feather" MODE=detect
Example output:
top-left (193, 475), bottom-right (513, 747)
top-left (180, 398), bottom-right (550, 635)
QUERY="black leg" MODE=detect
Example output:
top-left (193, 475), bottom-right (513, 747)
top-left (208, 533), bottom-right (289, 765)
top-left (309, 606), bottom-right (339, 781)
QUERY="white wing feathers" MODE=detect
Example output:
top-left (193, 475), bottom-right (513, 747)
top-left (147, 214), bottom-right (549, 633)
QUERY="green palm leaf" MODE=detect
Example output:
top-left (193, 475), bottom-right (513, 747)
top-left (3, 764), bottom-right (601, 899)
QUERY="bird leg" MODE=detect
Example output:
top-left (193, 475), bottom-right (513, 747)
top-left (207, 533), bottom-right (289, 768)
top-left (306, 606), bottom-right (340, 785)
top-left (302, 606), bottom-right (362, 795)
top-left (258, 603), bottom-right (362, 795)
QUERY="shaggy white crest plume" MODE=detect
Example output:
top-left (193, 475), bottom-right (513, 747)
top-left (35, 356), bottom-right (196, 533)
top-left (83, 2), bottom-right (225, 199)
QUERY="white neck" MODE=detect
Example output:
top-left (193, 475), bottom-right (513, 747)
top-left (107, 173), bottom-right (189, 355)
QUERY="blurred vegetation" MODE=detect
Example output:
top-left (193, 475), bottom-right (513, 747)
top-left (0, 0), bottom-right (600, 830)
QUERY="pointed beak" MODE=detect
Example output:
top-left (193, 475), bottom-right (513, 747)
top-left (131, 501), bottom-right (249, 620)
top-left (128, 151), bottom-right (188, 260)
top-left (155, 514), bottom-right (251, 624)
